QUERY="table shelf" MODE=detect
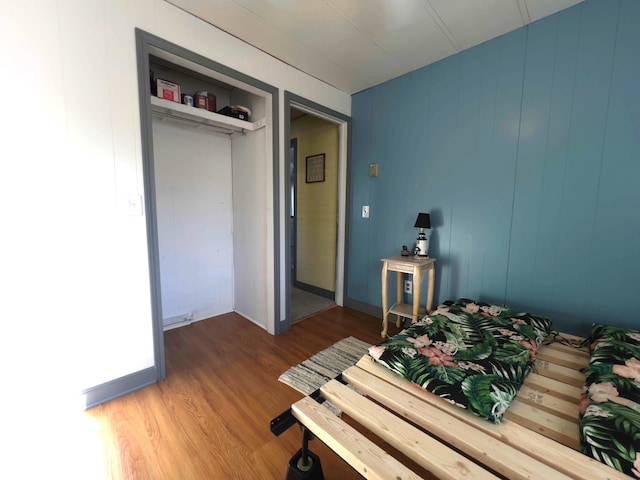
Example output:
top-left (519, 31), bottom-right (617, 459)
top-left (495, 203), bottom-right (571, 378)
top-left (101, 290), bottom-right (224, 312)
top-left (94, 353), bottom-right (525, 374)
top-left (388, 303), bottom-right (426, 319)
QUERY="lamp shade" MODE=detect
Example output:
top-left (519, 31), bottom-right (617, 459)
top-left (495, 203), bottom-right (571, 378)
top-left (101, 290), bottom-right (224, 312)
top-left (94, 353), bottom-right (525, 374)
top-left (414, 213), bottom-right (431, 229)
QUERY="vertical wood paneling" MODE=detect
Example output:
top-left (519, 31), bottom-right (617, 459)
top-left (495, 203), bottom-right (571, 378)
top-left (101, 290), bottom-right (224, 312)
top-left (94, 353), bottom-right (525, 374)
top-left (456, 47), bottom-right (484, 299)
top-left (349, 0), bottom-right (639, 335)
top-left (348, 91), bottom-right (375, 300)
top-left (424, 55), bottom-right (462, 299)
top-left (474, 39), bottom-right (505, 300)
top-left (506, 14), bottom-right (560, 306)
top-left (549, 0), bottom-right (619, 326)
top-left (475, 31), bottom-right (527, 302)
top-left (527, 7), bottom-right (581, 318)
top-left (584, 0), bottom-right (640, 317)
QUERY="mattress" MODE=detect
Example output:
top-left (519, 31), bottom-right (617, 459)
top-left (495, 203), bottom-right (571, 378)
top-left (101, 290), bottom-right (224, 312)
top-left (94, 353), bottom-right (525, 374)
top-left (580, 323), bottom-right (640, 478)
top-left (369, 298), bottom-right (553, 423)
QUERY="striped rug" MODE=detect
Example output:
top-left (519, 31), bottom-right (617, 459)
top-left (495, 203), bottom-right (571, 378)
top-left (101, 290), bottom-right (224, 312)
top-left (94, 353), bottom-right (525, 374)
top-left (278, 336), bottom-right (371, 396)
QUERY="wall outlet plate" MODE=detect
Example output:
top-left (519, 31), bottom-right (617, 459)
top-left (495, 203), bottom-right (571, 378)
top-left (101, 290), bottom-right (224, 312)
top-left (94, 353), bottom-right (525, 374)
top-left (404, 280), bottom-right (412, 294)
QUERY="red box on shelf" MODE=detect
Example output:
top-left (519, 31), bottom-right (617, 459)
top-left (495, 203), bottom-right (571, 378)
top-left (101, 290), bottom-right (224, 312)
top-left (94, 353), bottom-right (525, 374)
top-left (194, 92), bottom-right (208, 110)
top-left (156, 78), bottom-right (180, 103)
top-left (207, 93), bottom-right (217, 113)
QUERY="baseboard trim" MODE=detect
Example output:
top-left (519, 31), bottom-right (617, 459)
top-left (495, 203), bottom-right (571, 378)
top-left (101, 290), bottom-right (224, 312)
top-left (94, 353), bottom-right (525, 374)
top-left (343, 297), bottom-right (382, 318)
top-left (82, 367), bottom-right (157, 409)
top-left (293, 281), bottom-right (334, 300)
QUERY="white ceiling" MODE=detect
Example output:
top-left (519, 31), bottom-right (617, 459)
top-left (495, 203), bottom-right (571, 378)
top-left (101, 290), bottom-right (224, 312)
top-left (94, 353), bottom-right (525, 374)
top-left (167, 0), bottom-right (584, 95)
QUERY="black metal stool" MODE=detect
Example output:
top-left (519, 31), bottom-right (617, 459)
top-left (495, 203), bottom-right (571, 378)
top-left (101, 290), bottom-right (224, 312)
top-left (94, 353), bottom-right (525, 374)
top-left (285, 426), bottom-right (324, 480)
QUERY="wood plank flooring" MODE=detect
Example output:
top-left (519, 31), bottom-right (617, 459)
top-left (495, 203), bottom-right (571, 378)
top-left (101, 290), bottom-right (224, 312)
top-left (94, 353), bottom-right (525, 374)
top-left (84, 307), bottom-right (414, 479)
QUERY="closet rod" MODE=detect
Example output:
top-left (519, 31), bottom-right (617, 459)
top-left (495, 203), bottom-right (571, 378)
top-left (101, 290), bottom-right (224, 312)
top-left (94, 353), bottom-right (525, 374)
top-left (151, 110), bottom-right (241, 136)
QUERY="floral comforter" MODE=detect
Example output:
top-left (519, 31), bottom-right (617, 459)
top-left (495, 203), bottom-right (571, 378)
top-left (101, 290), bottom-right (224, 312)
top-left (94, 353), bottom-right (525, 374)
top-left (580, 324), bottom-right (640, 478)
top-left (369, 298), bottom-right (552, 423)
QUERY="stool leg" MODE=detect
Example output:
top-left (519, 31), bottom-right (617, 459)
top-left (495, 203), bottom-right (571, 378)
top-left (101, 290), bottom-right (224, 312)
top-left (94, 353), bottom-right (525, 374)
top-left (286, 426), bottom-right (324, 480)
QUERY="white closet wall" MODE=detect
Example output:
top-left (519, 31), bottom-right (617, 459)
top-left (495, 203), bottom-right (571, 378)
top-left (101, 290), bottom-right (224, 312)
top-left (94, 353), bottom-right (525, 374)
top-left (153, 120), bottom-right (234, 326)
top-left (231, 121), bottom-right (270, 324)
top-left (148, 44), bottom-right (274, 330)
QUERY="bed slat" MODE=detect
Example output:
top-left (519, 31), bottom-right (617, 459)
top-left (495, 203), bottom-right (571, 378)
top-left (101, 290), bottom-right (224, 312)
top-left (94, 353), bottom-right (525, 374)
top-left (291, 396), bottom-right (423, 480)
top-left (534, 358), bottom-right (585, 387)
top-left (503, 398), bottom-right (580, 449)
top-left (523, 372), bottom-right (583, 403)
top-left (537, 347), bottom-right (589, 371)
top-left (554, 332), bottom-right (588, 344)
top-left (353, 356), bottom-right (630, 480)
top-left (515, 384), bottom-right (580, 423)
top-left (319, 380), bottom-right (500, 480)
top-left (544, 341), bottom-right (590, 359)
top-left (332, 371), bottom-right (572, 480)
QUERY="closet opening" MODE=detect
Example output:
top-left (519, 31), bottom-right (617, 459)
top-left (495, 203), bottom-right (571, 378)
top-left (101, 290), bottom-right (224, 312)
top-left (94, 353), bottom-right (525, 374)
top-left (136, 29), bottom-right (279, 381)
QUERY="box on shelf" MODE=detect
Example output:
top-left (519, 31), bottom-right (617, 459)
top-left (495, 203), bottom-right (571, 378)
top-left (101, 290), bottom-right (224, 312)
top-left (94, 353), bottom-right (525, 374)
top-left (217, 106), bottom-right (250, 121)
top-left (207, 93), bottom-right (217, 113)
top-left (156, 79), bottom-right (180, 103)
top-left (194, 91), bottom-right (208, 110)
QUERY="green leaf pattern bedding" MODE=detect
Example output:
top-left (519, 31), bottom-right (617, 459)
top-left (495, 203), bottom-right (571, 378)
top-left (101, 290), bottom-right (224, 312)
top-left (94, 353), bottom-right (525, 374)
top-left (580, 324), bottom-right (640, 478)
top-left (369, 298), bottom-right (552, 423)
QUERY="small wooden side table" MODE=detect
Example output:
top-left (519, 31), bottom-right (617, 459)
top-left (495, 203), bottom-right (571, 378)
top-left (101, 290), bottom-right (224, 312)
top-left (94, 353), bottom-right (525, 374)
top-left (380, 255), bottom-right (436, 338)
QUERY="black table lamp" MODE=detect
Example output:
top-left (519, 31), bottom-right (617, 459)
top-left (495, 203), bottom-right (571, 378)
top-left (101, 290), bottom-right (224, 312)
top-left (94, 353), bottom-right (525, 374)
top-left (414, 213), bottom-right (431, 257)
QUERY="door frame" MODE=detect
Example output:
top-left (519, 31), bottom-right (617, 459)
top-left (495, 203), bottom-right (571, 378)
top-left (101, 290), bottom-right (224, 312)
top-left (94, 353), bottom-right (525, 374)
top-left (281, 91), bottom-right (351, 332)
top-left (289, 138), bottom-right (298, 286)
top-left (136, 29), bottom-right (279, 380)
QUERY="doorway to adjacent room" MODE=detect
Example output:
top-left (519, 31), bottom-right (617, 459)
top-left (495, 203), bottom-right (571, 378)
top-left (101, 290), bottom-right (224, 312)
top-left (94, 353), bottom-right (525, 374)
top-left (284, 94), bottom-right (351, 327)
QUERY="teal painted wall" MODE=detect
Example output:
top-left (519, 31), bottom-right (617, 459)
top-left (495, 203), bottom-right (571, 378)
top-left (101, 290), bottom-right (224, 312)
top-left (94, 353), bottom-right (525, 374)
top-left (348, 0), bottom-right (640, 336)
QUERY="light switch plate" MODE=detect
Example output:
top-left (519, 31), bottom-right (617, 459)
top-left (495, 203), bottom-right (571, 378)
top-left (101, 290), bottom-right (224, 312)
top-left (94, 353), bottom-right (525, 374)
top-left (362, 205), bottom-right (370, 218)
top-left (126, 194), bottom-right (143, 216)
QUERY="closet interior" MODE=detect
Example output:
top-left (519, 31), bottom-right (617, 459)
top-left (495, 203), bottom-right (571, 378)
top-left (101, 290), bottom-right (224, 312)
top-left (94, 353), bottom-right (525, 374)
top-left (146, 45), bottom-right (274, 331)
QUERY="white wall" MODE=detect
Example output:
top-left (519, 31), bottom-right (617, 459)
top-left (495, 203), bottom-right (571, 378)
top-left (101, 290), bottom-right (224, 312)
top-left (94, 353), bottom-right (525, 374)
top-left (231, 116), bottom-right (272, 326)
top-left (0, 0), bottom-right (350, 407)
top-left (153, 120), bottom-right (234, 326)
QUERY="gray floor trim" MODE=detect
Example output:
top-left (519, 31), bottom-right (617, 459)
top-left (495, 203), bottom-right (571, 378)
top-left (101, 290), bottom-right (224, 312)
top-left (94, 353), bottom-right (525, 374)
top-left (294, 281), bottom-right (334, 300)
top-left (344, 298), bottom-right (381, 318)
top-left (82, 367), bottom-right (156, 409)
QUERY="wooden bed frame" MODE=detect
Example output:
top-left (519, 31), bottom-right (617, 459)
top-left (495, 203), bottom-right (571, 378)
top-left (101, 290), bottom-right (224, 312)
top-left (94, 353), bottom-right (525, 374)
top-left (282, 335), bottom-right (631, 479)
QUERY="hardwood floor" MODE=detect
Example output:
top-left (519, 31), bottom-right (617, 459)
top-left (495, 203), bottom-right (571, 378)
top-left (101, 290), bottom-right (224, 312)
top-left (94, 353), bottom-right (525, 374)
top-left (83, 307), bottom-right (422, 479)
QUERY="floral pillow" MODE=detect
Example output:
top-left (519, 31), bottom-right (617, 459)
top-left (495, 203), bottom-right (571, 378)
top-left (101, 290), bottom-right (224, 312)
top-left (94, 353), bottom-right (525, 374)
top-left (588, 323), bottom-right (640, 349)
top-left (369, 298), bottom-right (552, 423)
top-left (580, 324), bottom-right (640, 478)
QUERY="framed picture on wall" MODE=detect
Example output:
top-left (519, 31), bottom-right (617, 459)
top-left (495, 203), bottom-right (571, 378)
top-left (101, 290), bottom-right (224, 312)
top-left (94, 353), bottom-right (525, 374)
top-left (306, 154), bottom-right (325, 183)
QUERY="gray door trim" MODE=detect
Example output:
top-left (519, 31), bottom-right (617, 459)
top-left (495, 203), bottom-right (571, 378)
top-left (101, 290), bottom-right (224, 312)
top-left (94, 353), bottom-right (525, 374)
top-left (283, 91), bottom-right (352, 332)
top-left (134, 28), bottom-right (279, 385)
top-left (290, 138), bottom-right (298, 290)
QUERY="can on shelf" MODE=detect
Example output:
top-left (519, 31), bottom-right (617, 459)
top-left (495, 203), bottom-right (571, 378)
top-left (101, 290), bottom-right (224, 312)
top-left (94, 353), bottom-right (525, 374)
top-left (181, 94), bottom-right (194, 107)
top-left (194, 91), bottom-right (208, 110)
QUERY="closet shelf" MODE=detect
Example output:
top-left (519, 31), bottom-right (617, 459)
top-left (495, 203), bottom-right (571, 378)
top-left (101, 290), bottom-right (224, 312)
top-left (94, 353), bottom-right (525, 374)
top-left (150, 96), bottom-right (265, 133)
